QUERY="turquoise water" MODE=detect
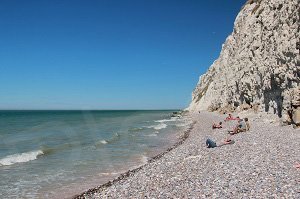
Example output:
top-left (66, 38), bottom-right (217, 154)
top-left (0, 110), bottom-right (191, 198)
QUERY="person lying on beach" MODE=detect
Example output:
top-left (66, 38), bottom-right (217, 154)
top-left (234, 116), bottom-right (240, 120)
top-left (229, 118), bottom-right (247, 135)
top-left (206, 137), bottom-right (235, 148)
top-left (224, 114), bottom-right (240, 121)
top-left (212, 122), bottom-right (222, 129)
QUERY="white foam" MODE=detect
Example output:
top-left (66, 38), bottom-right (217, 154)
top-left (96, 140), bottom-right (108, 145)
top-left (140, 155), bottom-right (148, 164)
top-left (129, 127), bottom-right (144, 132)
top-left (145, 133), bottom-right (158, 137)
top-left (99, 172), bottom-right (120, 176)
top-left (146, 123), bottom-right (167, 130)
top-left (0, 150), bottom-right (44, 166)
top-left (154, 118), bottom-right (178, 123)
top-left (100, 140), bottom-right (108, 144)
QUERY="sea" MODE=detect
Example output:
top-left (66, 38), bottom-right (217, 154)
top-left (0, 110), bottom-right (192, 198)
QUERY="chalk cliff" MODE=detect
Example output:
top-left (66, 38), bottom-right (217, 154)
top-left (189, 0), bottom-right (300, 124)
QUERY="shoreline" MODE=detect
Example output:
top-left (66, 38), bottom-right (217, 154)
top-left (0, 110), bottom-right (193, 199)
top-left (73, 120), bottom-right (196, 198)
top-left (73, 111), bottom-right (300, 198)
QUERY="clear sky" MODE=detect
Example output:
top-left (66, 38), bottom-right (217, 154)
top-left (0, 0), bottom-right (246, 110)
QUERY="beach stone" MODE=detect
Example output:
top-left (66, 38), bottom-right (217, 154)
top-left (292, 107), bottom-right (300, 125)
top-left (74, 111), bottom-right (300, 199)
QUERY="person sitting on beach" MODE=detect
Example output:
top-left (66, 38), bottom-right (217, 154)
top-left (294, 163), bottom-right (300, 169)
top-left (224, 113), bottom-right (234, 121)
top-left (245, 118), bottom-right (250, 131)
top-left (229, 118), bottom-right (247, 135)
top-left (206, 137), bottom-right (235, 148)
top-left (212, 122), bottom-right (222, 129)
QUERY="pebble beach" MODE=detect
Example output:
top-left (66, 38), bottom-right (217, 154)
top-left (74, 111), bottom-right (300, 198)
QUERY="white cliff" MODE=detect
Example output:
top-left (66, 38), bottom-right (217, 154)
top-left (189, 0), bottom-right (300, 124)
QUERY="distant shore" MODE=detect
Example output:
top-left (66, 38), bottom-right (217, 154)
top-left (73, 111), bottom-right (300, 198)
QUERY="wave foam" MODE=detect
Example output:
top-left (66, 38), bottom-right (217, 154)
top-left (100, 140), bottom-right (108, 144)
top-left (145, 133), bottom-right (158, 137)
top-left (95, 133), bottom-right (120, 147)
top-left (98, 172), bottom-right (120, 177)
top-left (95, 140), bottom-right (108, 146)
top-left (128, 127), bottom-right (144, 132)
top-left (140, 155), bottom-right (148, 164)
top-left (146, 123), bottom-right (167, 130)
top-left (0, 150), bottom-right (44, 166)
top-left (154, 118), bottom-right (178, 123)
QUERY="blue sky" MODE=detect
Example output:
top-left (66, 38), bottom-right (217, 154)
top-left (0, 0), bottom-right (246, 110)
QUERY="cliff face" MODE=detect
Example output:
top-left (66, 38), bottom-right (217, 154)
top-left (189, 0), bottom-right (300, 123)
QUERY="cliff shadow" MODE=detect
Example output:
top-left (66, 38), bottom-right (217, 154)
top-left (263, 74), bottom-right (283, 117)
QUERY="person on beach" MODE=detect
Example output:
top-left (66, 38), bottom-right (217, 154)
top-left (234, 116), bottom-right (240, 120)
top-left (206, 137), bottom-right (235, 148)
top-left (212, 122), bottom-right (222, 129)
top-left (229, 118), bottom-right (247, 135)
top-left (224, 114), bottom-right (240, 121)
top-left (224, 113), bottom-right (234, 121)
top-left (244, 118), bottom-right (250, 131)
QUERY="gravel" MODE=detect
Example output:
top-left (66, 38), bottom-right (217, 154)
top-left (74, 111), bottom-right (300, 199)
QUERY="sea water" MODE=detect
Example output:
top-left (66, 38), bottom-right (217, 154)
top-left (0, 110), bottom-right (191, 198)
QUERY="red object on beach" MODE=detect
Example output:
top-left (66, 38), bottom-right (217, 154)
top-left (225, 117), bottom-right (236, 121)
top-left (224, 114), bottom-right (235, 121)
top-left (225, 113), bottom-right (240, 121)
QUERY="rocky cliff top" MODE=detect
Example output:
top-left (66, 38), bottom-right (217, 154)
top-left (188, 0), bottom-right (299, 125)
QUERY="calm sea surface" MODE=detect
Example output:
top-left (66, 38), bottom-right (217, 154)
top-left (0, 110), bottom-right (191, 198)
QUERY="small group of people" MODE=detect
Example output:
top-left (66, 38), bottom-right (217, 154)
top-left (228, 117), bottom-right (250, 135)
top-left (207, 114), bottom-right (250, 148)
top-left (208, 114), bottom-right (300, 170)
top-left (212, 114), bottom-right (250, 135)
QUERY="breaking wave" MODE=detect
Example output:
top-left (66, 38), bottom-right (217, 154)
top-left (95, 133), bottom-right (120, 147)
top-left (128, 127), bottom-right (145, 132)
top-left (145, 123), bottom-right (167, 130)
top-left (145, 134), bottom-right (157, 137)
top-left (97, 140), bottom-right (108, 145)
top-left (154, 118), bottom-right (178, 123)
top-left (0, 150), bottom-right (44, 166)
